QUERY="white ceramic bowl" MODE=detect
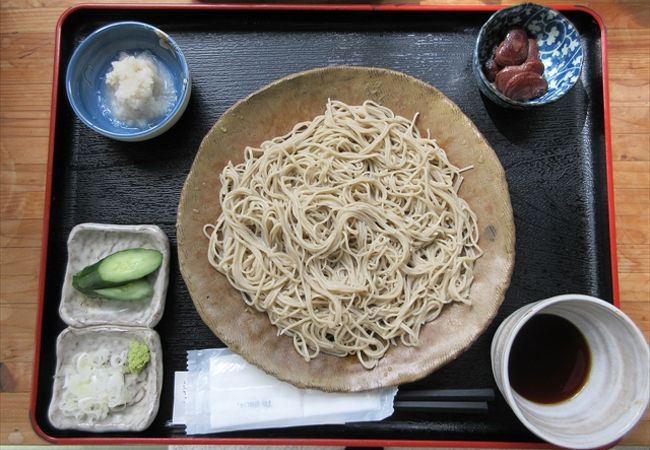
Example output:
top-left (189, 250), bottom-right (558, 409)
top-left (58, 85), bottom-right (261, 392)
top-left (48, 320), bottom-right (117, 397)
top-left (491, 294), bottom-right (649, 449)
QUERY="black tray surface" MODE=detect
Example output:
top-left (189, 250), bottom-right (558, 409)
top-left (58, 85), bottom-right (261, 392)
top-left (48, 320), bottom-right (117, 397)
top-left (35, 6), bottom-right (611, 443)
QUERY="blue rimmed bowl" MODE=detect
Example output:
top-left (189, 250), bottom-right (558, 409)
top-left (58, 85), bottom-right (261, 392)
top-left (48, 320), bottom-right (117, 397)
top-left (65, 21), bottom-right (191, 142)
top-left (473, 3), bottom-right (583, 109)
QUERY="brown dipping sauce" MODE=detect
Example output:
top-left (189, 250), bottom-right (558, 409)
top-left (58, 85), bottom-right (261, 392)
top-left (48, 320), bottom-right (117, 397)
top-left (508, 314), bottom-right (591, 404)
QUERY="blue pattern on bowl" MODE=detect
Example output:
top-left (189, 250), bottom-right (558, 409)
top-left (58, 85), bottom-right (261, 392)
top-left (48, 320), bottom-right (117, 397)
top-left (473, 3), bottom-right (583, 109)
top-left (66, 22), bottom-right (192, 141)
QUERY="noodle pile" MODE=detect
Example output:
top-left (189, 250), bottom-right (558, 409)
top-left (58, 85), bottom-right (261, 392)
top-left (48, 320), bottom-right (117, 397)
top-left (204, 100), bottom-right (482, 369)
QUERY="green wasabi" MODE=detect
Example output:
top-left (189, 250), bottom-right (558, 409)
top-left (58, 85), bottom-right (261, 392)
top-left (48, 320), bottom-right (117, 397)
top-left (124, 340), bottom-right (150, 374)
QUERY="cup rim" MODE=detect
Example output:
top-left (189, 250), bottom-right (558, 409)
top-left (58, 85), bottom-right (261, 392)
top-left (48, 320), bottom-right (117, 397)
top-left (497, 293), bottom-right (650, 449)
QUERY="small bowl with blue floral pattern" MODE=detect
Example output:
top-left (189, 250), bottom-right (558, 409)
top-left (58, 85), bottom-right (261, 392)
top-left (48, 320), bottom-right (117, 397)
top-left (473, 3), bottom-right (583, 109)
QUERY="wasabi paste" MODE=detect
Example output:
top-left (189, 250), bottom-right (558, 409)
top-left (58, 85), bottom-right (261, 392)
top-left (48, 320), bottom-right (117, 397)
top-left (124, 340), bottom-right (150, 374)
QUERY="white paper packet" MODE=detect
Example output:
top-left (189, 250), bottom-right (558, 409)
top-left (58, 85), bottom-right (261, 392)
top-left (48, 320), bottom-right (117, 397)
top-left (173, 348), bottom-right (397, 434)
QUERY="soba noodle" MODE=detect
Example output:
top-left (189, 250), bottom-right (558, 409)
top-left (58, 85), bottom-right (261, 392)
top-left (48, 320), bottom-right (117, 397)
top-left (204, 100), bottom-right (482, 369)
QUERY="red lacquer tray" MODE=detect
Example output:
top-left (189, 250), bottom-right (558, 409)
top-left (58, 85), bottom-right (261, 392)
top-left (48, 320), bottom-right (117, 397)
top-left (31, 3), bottom-right (616, 446)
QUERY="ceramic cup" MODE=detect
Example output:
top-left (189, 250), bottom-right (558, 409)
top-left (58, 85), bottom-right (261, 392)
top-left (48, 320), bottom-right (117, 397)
top-left (491, 294), bottom-right (649, 449)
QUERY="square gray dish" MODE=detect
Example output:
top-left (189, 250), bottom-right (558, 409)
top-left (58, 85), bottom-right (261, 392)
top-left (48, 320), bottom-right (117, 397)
top-left (59, 223), bottom-right (170, 328)
top-left (48, 326), bottom-right (163, 432)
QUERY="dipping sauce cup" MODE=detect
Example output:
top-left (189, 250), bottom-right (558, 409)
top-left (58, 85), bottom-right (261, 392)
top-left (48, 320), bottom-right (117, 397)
top-left (491, 294), bottom-right (649, 449)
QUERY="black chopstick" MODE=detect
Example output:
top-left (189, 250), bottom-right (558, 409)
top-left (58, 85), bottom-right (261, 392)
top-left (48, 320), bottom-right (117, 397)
top-left (393, 388), bottom-right (495, 415)
top-left (394, 400), bottom-right (489, 414)
top-left (395, 388), bottom-right (495, 402)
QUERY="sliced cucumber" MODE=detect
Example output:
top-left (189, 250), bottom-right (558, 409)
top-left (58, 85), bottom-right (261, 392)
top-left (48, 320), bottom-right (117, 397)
top-left (72, 248), bottom-right (162, 291)
top-left (91, 278), bottom-right (153, 301)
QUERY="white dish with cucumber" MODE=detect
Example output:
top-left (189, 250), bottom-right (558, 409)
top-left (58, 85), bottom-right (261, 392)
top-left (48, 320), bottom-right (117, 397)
top-left (59, 223), bottom-right (170, 328)
top-left (48, 326), bottom-right (163, 432)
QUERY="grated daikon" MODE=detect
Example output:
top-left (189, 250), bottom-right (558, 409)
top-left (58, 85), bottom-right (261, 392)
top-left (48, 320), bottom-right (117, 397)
top-left (105, 52), bottom-right (177, 128)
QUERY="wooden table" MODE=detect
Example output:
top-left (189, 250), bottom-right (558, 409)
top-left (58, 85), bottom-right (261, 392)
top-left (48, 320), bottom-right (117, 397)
top-left (1, 0), bottom-right (648, 446)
